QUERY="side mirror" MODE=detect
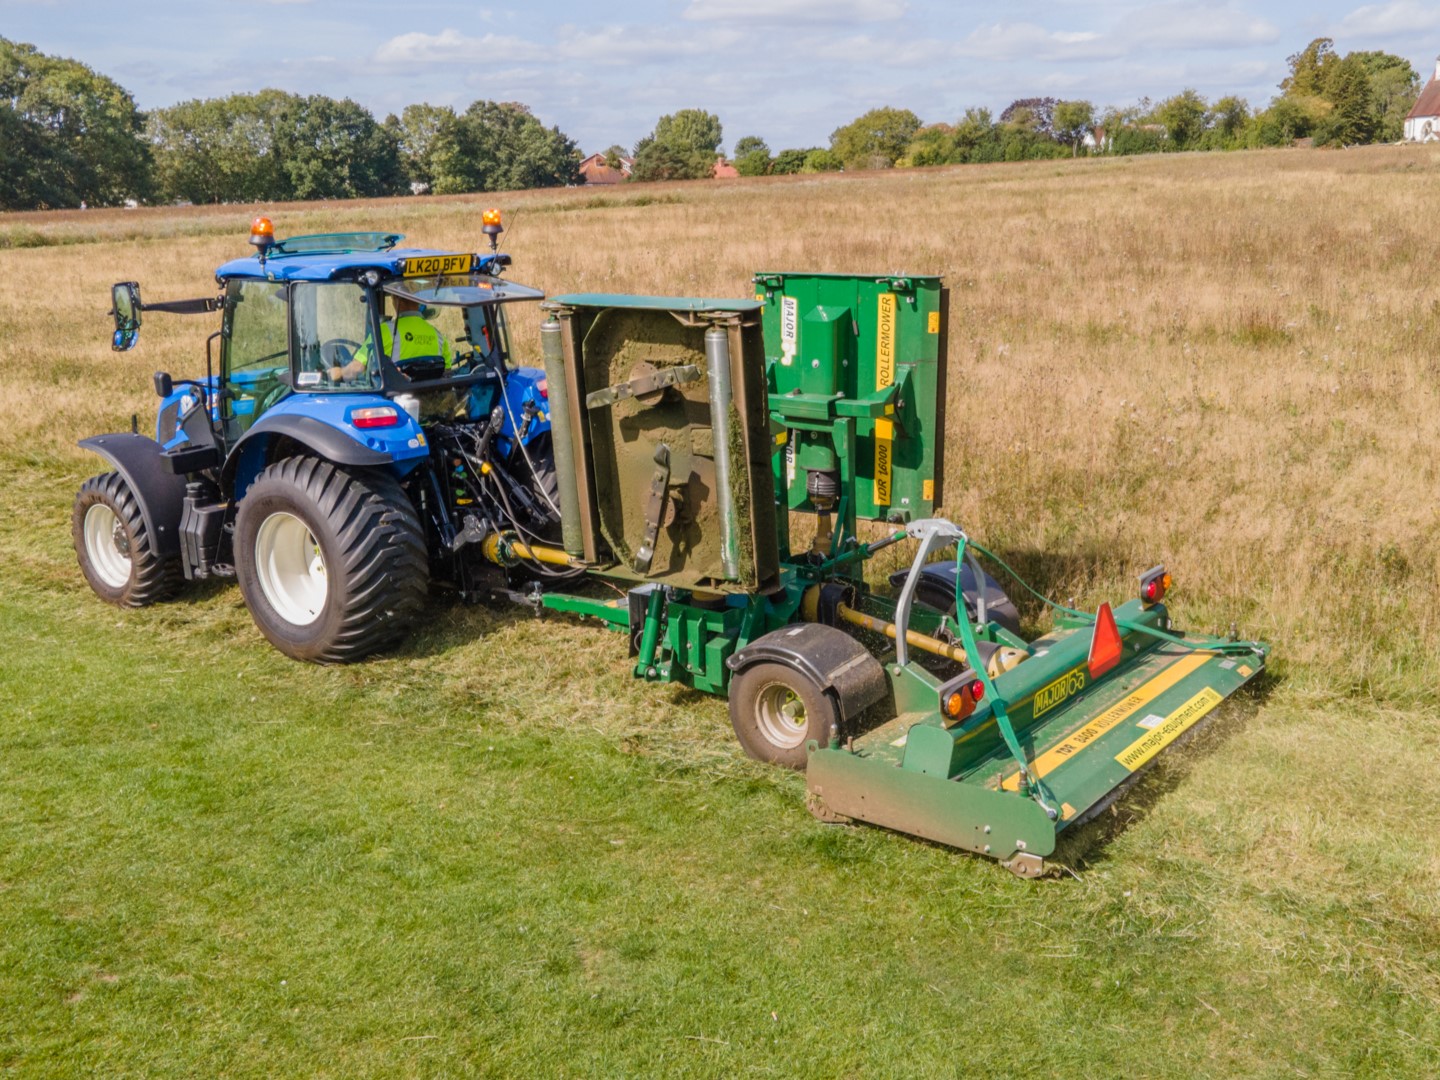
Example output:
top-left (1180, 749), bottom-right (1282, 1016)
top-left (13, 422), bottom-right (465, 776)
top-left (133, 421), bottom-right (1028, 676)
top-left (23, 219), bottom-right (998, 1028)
top-left (154, 371), bottom-right (173, 398)
top-left (110, 281), bottom-right (141, 351)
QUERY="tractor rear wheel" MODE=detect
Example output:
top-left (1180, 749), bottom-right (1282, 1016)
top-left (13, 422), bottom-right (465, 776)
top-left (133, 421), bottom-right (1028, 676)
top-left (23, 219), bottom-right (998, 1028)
top-left (728, 661), bottom-right (839, 770)
top-left (234, 457), bottom-right (427, 663)
top-left (72, 472), bottom-right (184, 607)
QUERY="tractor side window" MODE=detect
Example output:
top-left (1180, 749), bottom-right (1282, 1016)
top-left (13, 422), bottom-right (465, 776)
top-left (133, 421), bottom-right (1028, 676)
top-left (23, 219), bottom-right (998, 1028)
top-left (223, 279), bottom-right (289, 437)
top-left (291, 282), bottom-right (378, 391)
top-left (464, 304), bottom-right (513, 369)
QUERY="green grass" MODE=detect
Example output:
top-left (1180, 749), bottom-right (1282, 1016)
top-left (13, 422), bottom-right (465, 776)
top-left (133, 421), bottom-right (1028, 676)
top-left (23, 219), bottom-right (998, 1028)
top-left (3, 483), bottom-right (1438, 1077)
top-left (5, 146), bottom-right (1440, 1075)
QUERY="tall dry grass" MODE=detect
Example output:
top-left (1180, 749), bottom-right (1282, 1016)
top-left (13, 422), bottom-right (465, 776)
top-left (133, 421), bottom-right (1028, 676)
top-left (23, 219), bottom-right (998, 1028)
top-left (3, 145), bottom-right (1436, 703)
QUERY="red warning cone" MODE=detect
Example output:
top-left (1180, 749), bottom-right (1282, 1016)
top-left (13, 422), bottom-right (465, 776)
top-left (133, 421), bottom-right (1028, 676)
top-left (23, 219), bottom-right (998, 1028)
top-left (1087, 601), bottom-right (1123, 678)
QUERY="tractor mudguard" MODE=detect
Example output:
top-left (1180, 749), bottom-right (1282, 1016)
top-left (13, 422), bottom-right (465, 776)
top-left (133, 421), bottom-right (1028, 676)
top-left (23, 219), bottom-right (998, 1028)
top-left (221, 413), bottom-right (398, 497)
top-left (78, 433), bottom-right (188, 557)
top-left (891, 561), bottom-right (1021, 637)
top-left (728, 623), bottom-right (887, 722)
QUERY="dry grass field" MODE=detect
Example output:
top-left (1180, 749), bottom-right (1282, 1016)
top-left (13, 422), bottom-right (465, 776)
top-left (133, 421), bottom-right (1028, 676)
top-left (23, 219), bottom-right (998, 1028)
top-left (2, 145), bottom-right (1439, 1076)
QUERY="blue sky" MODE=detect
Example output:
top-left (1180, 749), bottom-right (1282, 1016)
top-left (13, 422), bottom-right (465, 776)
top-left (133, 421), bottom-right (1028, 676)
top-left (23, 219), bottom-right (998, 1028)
top-left (4, 0), bottom-right (1439, 153)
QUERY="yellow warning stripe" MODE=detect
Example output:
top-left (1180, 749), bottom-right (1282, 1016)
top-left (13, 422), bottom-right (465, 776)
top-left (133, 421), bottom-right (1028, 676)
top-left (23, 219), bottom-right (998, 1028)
top-left (1113, 687), bottom-right (1223, 772)
top-left (1001, 651), bottom-right (1212, 791)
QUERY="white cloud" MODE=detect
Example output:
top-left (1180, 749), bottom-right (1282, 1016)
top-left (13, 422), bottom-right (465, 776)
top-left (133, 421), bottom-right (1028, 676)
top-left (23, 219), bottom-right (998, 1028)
top-left (1124, 3), bottom-right (1280, 50)
top-left (373, 29), bottom-right (546, 67)
top-left (1339, 1), bottom-right (1440, 36)
top-left (683, 0), bottom-right (905, 23)
top-left (958, 23), bottom-right (1121, 62)
top-left (557, 25), bottom-right (744, 64)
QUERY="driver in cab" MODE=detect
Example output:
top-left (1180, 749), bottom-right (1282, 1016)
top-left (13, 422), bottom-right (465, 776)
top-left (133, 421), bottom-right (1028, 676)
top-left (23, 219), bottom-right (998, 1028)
top-left (328, 293), bottom-right (451, 382)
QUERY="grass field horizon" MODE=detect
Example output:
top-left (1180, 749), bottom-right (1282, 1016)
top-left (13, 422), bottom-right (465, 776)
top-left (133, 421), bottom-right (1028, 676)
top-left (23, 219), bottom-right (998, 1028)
top-left (3, 145), bottom-right (1439, 1076)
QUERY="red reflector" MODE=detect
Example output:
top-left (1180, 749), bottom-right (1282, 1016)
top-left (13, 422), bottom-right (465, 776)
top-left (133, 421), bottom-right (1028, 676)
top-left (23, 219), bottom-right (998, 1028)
top-left (969, 679), bottom-right (985, 701)
top-left (351, 407), bottom-right (399, 429)
top-left (1088, 602), bottom-right (1123, 679)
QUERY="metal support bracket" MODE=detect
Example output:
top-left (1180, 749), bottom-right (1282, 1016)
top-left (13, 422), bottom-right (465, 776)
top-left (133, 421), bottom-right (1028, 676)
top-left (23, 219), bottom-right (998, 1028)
top-left (892, 518), bottom-right (967, 667)
top-left (633, 443), bottom-right (672, 573)
top-left (585, 364), bottom-right (700, 409)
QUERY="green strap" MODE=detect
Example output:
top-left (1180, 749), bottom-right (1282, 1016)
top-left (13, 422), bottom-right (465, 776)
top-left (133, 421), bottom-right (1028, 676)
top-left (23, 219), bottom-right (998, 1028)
top-left (953, 539), bottom-right (1056, 818)
top-left (967, 540), bottom-right (1265, 658)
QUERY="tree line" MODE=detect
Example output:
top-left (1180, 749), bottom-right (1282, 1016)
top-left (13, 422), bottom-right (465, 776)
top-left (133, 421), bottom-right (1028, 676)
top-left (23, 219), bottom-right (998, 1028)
top-left (1, 37), bottom-right (582, 210)
top-left (1, 34), bottom-right (1428, 211)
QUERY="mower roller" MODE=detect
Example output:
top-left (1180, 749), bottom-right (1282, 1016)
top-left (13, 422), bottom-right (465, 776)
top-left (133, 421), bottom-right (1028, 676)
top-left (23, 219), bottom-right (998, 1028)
top-left (526, 272), bottom-right (1267, 874)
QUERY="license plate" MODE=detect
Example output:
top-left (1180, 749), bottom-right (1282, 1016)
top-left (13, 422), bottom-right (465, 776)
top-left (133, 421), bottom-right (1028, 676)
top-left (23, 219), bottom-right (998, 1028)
top-left (401, 253), bottom-right (475, 277)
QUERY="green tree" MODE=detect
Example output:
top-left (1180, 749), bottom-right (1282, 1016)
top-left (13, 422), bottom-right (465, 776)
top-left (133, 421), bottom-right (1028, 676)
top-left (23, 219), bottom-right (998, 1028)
top-left (0, 37), bottom-right (151, 208)
top-left (732, 135), bottom-right (768, 159)
top-left (603, 144), bottom-right (628, 168)
top-left (1353, 51), bottom-right (1419, 141)
top-left (630, 108), bottom-right (722, 181)
top-left (769, 148), bottom-right (812, 175)
top-left (1282, 38), bottom-right (1338, 97)
top-left (735, 149), bottom-right (771, 176)
top-left (1317, 53), bottom-right (1376, 146)
top-left (1052, 100), bottom-right (1095, 155)
top-left (829, 107), bottom-right (922, 169)
top-left (901, 124), bottom-right (956, 166)
top-left (274, 95), bottom-right (404, 201)
top-left (801, 148), bottom-right (842, 173)
top-left (147, 90), bottom-right (296, 204)
top-left (1154, 89), bottom-right (1209, 149)
top-left (388, 103), bottom-right (458, 190)
top-left (1210, 96), bottom-right (1250, 144)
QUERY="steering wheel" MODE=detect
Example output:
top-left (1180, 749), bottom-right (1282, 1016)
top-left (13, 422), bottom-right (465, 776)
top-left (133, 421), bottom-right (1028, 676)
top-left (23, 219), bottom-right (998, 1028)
top-left (321, 338), bottom-right (362, 367)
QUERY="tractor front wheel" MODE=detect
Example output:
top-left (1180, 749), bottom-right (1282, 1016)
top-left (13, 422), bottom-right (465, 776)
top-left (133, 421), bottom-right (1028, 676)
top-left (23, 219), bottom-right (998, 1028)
top-left (235, 457), bottom-right (427, 663)
top-left (728, 662), bottom-right (839, 769)
top-left (72, 472), bottom-right (184, 607)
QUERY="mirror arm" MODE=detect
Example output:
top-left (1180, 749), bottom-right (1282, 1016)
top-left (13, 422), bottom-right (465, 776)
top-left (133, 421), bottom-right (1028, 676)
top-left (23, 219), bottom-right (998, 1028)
top-left (141, 296), bottom-right (223, 316)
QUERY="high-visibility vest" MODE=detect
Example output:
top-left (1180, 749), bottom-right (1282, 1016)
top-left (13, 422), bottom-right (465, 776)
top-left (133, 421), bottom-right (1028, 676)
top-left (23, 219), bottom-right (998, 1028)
top-left (356, 311), bottom-right (452, 370)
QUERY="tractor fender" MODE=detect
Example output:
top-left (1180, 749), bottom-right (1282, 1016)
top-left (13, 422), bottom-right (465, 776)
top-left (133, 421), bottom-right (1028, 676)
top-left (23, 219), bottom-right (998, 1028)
top-left (727, 623), bottom-right (887, 723)
top-left (78, 433), bottom-right (187, 557)
top-left (221, 413), bottom-right (397, 498)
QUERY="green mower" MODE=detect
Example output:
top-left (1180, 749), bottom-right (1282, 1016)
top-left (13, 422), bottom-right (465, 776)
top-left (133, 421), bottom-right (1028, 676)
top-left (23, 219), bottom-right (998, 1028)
top-left (507, 272), bottom-right (1267, 875)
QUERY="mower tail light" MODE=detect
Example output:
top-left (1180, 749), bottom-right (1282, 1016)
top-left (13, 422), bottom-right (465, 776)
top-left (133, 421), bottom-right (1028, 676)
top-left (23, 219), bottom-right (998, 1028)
top-left (1139, 565), bottom-right (1172, 605)
top-left (942, 672), bottom-right (985, 725)
top-left (351, 406), bottom-right (400, 429)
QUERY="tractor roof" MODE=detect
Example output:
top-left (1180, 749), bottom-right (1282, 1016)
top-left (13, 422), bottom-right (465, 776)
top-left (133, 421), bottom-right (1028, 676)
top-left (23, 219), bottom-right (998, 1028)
top-left (216, 247), bottom-right (506, 283)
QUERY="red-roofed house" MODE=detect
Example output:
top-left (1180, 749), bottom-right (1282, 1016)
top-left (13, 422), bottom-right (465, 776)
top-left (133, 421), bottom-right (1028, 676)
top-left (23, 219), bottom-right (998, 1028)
top-left (579, 153), bottom-right (633, 184)
top-left (712, 158), bottom-right (739, 179)
top-left (1405, 57), bottom-right (1440, 142)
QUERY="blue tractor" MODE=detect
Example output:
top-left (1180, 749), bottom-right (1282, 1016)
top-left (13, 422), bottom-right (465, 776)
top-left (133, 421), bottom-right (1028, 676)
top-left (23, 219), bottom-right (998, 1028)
top-left (74, 214), bottom-right (569, 662)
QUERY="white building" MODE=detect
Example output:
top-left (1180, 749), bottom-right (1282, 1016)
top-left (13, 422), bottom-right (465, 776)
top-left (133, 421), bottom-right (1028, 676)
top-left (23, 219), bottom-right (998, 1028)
top-left (1405, 57), bottom-right (1440, 142)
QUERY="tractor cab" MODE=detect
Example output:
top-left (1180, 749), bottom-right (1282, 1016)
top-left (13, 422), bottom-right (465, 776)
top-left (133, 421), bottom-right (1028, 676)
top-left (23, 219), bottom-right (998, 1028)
top-left (113, 217), bottom-right (544, 463)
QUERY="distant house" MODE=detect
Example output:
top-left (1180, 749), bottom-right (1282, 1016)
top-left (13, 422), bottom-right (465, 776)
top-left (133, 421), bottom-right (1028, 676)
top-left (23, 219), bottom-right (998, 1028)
top-left (579, 153), bottom-right (633, 184)
top-left (712, 158), bottom-right (739, 179)
top-left (1405, 57), bottom-right (1440, 142)
top-left (1082, 126), bottom-right (1111, 152)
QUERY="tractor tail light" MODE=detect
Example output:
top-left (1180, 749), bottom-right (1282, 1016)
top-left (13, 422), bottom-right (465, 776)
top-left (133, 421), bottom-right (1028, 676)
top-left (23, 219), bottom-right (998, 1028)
top-left (1139, 565), bottom-right (1172, 605)
top-left (351, 406), bottom-right (400, 429)
top-left (537, 378), bottom-right (548, 399)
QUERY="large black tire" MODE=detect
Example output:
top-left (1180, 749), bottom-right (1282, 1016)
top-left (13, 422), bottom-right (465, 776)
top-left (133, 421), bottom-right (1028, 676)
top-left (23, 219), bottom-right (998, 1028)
top-left (72, 471), bottom-right (184, 607)
top-left (728, 661), bottom-right (840, 770)
top-left (234, 457), bottom-right (428, 663)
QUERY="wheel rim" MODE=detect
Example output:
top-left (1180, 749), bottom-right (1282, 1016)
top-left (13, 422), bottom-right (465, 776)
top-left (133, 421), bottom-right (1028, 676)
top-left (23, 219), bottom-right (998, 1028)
top-left (254, 511), bottom-right (327, 627)
top-left (755, 681), bottom-right (809, 751)
top-left (83, 503), bottom-right (131, 588)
